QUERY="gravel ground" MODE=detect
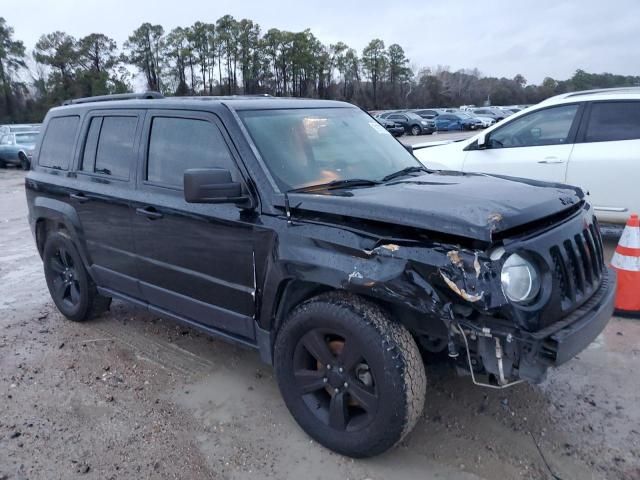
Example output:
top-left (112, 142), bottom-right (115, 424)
top-left (1, 168), bottom-right (638, 480)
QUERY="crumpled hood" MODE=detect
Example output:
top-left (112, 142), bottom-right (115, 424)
top-left (286, 171), bottom-right (584, 242)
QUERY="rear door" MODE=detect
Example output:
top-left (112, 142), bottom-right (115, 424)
top-left (71, 111), bottom-right (143, 297)
top-left (462, 103), bottom-right (583, 183)
top-left (130, 110), bottom-right (257, 339)
top-left (567, 100), bottom-right (640, 224)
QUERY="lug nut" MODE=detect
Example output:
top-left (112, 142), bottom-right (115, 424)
top-left (326, 364), bottom-right (331, 370)
top-left (343, 382), bottom-right (349, 388)
top-left (338, 367), bottom-right (343, 373)
top-left (334, 388), bottom-right (339, 393)
top-left (323, 377), bottom-right (328, 383)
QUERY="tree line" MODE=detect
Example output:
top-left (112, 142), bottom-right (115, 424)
top-left (1, 15), bottom-right (639, 124)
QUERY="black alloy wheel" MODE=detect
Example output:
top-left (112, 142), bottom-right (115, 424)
top-left (43, 232), bottom-right (111, 322)
top-left (49, 245), bottom-right (82, 311)
top-left (292, 328), bottom-right (378, 433)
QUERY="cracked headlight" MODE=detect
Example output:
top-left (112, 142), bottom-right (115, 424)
top-left (500, 253), bottom-right (540, 303)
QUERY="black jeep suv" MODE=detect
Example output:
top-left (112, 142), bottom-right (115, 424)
top-left (26, 92), bottom-right (615, 458)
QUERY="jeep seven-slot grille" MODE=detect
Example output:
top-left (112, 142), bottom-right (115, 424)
top-left (550, 224), bottom-right (605, 311)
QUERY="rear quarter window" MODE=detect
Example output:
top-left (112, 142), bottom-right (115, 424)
top-left (585, 101), bottom-right (640, 142)
top-left (38, 116), bottom-right (80, 170)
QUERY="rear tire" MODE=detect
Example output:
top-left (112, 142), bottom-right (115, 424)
top-left (411, 125), bottom-right (421, 136)
top-left (274, 291), bottom-right (426, 457)
top-left (43, 232), bottom-right (111, 322)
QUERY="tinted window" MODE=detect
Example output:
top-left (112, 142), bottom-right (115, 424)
top-left (489, 105), bottom-right (579, 148)
top-left (0, 135), bottom-right (11, 145)
top-left (388, 114), bottom-right (404, 120)
top-left (93, 116), bottom-right (137, 178)
top-left (81, 117), bottom-right (102, 173)
top-left (38, 116), bottom-right (79, 169)
top-left (585, 102), bottom-right (640, 142)
top-left (146, 117), bottom-right (236, 187)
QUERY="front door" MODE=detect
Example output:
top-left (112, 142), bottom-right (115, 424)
top-left (463, 103), bottom-right (583, 183)
top-left (130, 110), bottom-right (257, 340)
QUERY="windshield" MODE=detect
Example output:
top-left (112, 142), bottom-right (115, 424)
top-left (239, 108), bottom-right (421, 191)
top-left (15, 133), bottom-right (38, 145)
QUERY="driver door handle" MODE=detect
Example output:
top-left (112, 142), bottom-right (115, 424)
top-left (69, 192), bottom-right (89, 203)
top-left (136, 206), bottom-right (164, 220)
top-left (537, 156), bottom-right (565, 164)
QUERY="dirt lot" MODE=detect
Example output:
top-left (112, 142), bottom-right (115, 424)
top-left (1, 168), bottom-right (638, 480)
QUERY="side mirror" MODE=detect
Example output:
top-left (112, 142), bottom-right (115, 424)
top-left (184, 168), bottom-right (245, 204)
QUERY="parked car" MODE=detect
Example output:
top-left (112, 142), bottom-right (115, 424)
top-left (375, 117), bottom-right (405, 137)
top-left (470, 107), bottom-right (511, 121)
top-left (27, 92), bottom-right (614, 458)
top-left (0, 123), bottom-right (41, 135)
top-left (474, 115), bottom-right (497, 128)
top-left (377, 111), bottom-right (435, 135)
top-left (0, 131), bottom-right (39, 169)
top-left (414, 87), bottom-right (640, 225)
top-left (413, 109), bottom-right (440, 119)
top-left (434, 112), bottom-right (482, 131)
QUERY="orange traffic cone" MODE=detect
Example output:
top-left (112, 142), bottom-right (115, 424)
top-left (611, 214), bottom-right (640, 317)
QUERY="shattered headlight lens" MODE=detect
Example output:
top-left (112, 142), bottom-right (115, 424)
top-left (500, 253), bottom-right (540, 303)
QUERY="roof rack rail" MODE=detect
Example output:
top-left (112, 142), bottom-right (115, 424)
top-left (62, 91), bottom-right (164, 106)
top-left (564, 87), bottom-right (640, 98)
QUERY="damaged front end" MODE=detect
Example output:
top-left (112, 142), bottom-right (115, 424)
top-left (397, 205), bottom-right (615, 387)
top-left (275, 198), bottom-right (615, 389)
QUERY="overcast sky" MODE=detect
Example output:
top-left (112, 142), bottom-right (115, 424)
top-left (6, 0), bottom-right (639, 86)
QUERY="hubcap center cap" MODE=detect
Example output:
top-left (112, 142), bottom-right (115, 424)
top-left (327, 369), bottom-right (345, 388)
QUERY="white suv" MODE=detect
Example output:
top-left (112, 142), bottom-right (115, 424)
top-left (414, 88), bottom-right (640, 225)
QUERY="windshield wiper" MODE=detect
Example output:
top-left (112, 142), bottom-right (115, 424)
top-left (288, 178), bottom-right (382, 194)
top-left (381, 165), bottom-right (430, 182)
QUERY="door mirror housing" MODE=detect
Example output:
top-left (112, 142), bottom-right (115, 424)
top-left (184, 168), bottom-right (246, 204)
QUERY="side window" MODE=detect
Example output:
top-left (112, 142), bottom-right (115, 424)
top-left (388, 114), bottom-right (402, 120)
top-left (94, 117), bottom-right (137, 178)
top-left (488, 105), bottom-right (579, 148)
top-left (81, 117), bottom-right (102, 173)
top-left (146, 117), bottom-right (237, 188)
top-left (80, 116), bottom-right (137, 178)
top-left (584, 102), bottom-right (640, 142)
top-left (0, 135), bottom-right (10, 145)
top-left (38, 116), bottom-right (80, 170)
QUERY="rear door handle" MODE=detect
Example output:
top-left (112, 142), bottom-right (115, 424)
top-left (136, 207), bottom-right (163, 220)
top-left (537, 157), bottom-right (565, 164)
top-left (69, 192), bottom-right (89, 203)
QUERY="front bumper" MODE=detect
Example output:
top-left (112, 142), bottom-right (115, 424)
top-left (532, 267), bottom-right (616, 366)
top-left (470, 268), bottom-right (616, 384)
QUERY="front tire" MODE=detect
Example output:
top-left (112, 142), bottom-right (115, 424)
top-left (274, 292), bottom-right (426, 457)
top-left (43, 232), bottom-right (111, 322)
